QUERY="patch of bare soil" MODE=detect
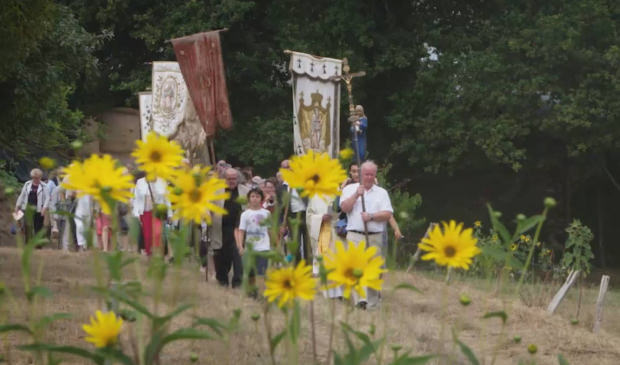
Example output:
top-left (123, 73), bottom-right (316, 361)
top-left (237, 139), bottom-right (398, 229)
top-left (1, 247), bottom-right (619, 365)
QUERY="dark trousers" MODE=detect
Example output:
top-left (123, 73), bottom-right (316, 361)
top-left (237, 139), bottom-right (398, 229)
top-left (291, 211), bottom-right (310, 263)
top-left (214, 232), bottom-right (243, 288)
top-left (24, 212), bottom-right (45, 244)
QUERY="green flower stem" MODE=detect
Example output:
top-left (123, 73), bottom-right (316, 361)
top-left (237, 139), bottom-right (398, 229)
top-left (309, 301), bottom-right (317, 364)
top-left (515, 207), bottom-right (548, 295)
top-left (262, 304), bottom-right (277, 365)
top-left (438, 278), bottom-right (448, 363)
top-left (325, 297), bottom-right (337, 365)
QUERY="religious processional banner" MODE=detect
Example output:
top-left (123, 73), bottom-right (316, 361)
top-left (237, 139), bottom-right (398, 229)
top-left (138, 92), bottom-right (152, 141)
top-left (150, 61), bottom-right (191, 137)
top-left (289, 51), bottom-right (342, 158)
top-left (171, 31), bottom-right (232, 136)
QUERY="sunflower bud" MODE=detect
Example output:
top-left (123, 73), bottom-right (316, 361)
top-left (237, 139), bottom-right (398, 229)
top-left (251, 314), bottom-right (261, 322)
top-left (236, 195), bottom-right (248, 206)
top-left (339, 148), bottom-right (354, 160)
top-left (527, 344), bottom-right (537, 354)
top-left (70, 140), bottom-right (83, 150)
top-left (513, 335), bottom-right (521, 343)
top-left (155, 204), bottom-right (168, 220)
top-left (352, 268), bottom-right (364, 278)
top-left (190, 352), bottom-right (199, 362)
top-left (570, 318), bottom-right (579, 325)
top-left (493, 211), bottom-right (502, 218)
top-left (38, 157), bottom-right (56, 170)
top-left (391, 345), bottom-right (402, 353)
top-left (516, 213), bottom-right (526, 221)
top-left (459, 293), bottom-right (471, 306)
top-left (544, 197), bottom-right (557, 208)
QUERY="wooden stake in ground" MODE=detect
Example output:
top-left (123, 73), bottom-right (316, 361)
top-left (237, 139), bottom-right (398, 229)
top-left (406, 222), bottom-right (437, 272)
top-left (546, 270), bottom-right (580, 314)
top-left (593, 274), bottom-right (610, 333)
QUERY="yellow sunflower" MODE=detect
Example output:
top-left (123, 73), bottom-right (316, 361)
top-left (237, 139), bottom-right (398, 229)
top-left (264, 260), bottom-right (317, 308)
top-left (339, 148), bottom-right (354, 160)
top-left (168, 166), bottom-right (229, 224)
top-left (62, 154), bottom-right (134, 214)
top-left (132, 131), bottom-right (184, 181)
top-left (323, 240), bottom-right (385, 299)
top-left (418, 220), bottom-right (480, 270)
top-left (82, 310), bottom-right (123, 348)
top-left (279, 150), bottom-right (347, 199)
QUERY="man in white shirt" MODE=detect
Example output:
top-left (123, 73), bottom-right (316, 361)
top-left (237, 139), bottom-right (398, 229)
top-left (340, 161), bottom-right (393, 308)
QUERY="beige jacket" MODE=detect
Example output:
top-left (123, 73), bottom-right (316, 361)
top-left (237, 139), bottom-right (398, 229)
top-left (209, 184), bottom-right (249, 250)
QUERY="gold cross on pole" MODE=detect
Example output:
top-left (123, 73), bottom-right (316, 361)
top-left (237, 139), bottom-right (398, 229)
top-left (330, 58), bottom-right (366, 116)
top-left (330, 58), bottom-right (370, 243)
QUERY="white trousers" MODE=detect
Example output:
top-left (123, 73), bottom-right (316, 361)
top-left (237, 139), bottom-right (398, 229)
top-left (345, 231), bottom-right (384, 308)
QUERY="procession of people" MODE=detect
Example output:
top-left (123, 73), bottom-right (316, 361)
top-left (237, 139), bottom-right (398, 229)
top-left (13, 144), bottom-right (399, 310)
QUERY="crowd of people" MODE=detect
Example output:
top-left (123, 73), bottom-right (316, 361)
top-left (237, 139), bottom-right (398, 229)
top-left (13, 157), bottom-right (402, 308)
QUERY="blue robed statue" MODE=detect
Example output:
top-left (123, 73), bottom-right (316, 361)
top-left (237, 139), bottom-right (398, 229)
top-left (349, 105), bottom-right (367, 161)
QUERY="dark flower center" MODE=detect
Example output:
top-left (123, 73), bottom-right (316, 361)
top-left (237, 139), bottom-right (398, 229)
top-left (189, 189), bottom-right (202, 203)
top-left (308, 174), bottom-right (320, 183)
top-left (283, 279), bottom-right (292, 289)
top-left (150, 151), bottom-right (162, 162)
top-left (444, 245), bottom-right (456, 258)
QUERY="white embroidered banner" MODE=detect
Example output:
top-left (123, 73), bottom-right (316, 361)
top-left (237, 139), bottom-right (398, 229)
top-left (289, 51), bottom-right (342, 158)
top-left (139, 92), bottom-right (152, 141)
top-left (151, 61), bottom-right (189, 137)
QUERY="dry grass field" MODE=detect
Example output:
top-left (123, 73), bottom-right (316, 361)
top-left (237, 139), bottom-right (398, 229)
top-left (1, 246), bottom-right (619, 365)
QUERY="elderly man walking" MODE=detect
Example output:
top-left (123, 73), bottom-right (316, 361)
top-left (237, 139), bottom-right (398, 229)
top-left (339, 161), bottom-right (393, 309)
top-left (211, 168), bottom-right (249, 288)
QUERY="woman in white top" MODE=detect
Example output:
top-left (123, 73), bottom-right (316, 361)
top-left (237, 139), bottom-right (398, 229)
top-left (15, 168), bottom-right (49, 242)
top-left (132, 175), bottom-right (170, 255)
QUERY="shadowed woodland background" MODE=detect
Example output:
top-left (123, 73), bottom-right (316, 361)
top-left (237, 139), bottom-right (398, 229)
top-left (1, 0), bottom-right (619, 267)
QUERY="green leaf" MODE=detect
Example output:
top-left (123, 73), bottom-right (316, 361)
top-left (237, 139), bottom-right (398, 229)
top-left (558, 354), bottom-right (570, 365)
top-left (0, 324), bottom-right (32, 335)
top-left (163, 328), bottom-right (215, 344)
top-left (96, 347), bottom-right (135, 365)
top-left (515, 215), bottom-right (544, 237)
top-left (104, 288), bottom-right (153, 319)
top-left (270, 330), bottom-right (286, 350)
top-left (393, 283), bottom-right (423, 294)
top-left (482, 311), bottom-right (508, 324)
top-left (481, 245), bottom-right (508, 261)
top-left (145, 328), bottom-right (215, 365)
top-left (506, 255), bottom-right (524, 270)
top-left (153, 303), bottom-right (193, 329)
top-left (27, 286), bottom-right (52, 301)
top-left (487, 204), bottom-right (511, 244)
top-left (453, 334), bottom-right (480, 365)
top-left (19, 344), bottom-right (103, 365)
top-left (34, 313), bottom-right (72, 331)
top-left (193, 317), bottom-right (227, 337)
top-left (391, 353), bottom-right (435, 365)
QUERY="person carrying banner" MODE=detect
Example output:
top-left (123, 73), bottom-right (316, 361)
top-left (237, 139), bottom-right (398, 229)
top-left (349, 105), bottom-right (367, 162)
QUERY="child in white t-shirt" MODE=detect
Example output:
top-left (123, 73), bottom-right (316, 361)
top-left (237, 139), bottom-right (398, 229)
top-left (239, 188), bottom-right (271, 276)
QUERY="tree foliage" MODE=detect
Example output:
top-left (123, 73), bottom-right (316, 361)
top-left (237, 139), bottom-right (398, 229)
top-left (0, 1), bottom-right (100, 160)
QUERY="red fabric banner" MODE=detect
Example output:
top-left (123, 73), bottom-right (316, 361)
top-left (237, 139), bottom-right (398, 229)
top-left (171, 31), bottom-right (232, 136)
